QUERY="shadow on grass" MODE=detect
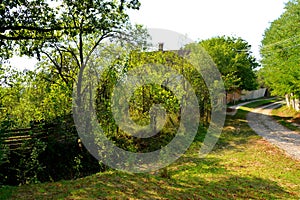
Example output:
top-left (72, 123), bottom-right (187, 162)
top-left (9, 156), bottom-right (292, 199)
top-left (170, 175), bottom-right (290, 199)
top-left (213, 109), bottom-right (260, 152)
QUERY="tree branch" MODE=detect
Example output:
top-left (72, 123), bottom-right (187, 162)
top-left (0, 25), bottom-right (64, 33)
top-left (41, 50), bottom-right (69, 85)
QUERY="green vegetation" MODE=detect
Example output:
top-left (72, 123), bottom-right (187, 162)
top-left (0, 0), bottom-right (143, 186)
top-left (0, 34), bottom-right (215, 185)
top-left (0, 100), bottom-right (299, 199)
top-left (0, 0), bottom-right (141, 59)
top-left (95, 50), bottom-right (212, 154)
top-left (199, 36), bottom-right (259, 92)
top-left (271, 105), bottom-right (300, 133)
top-left (259, 0), bottom-right (300, 109)
top-left (238, 99), bottom-right (278, 112)
top-left (1, 0), bottom-right (299, 199)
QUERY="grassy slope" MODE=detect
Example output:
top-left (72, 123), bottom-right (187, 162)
top-left (271, 105), bottom-right (300, 133)
top-left (1, 99), bottom-right (300, 200)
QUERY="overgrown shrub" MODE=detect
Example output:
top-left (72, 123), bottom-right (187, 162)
top-left (14, 138), bottom-right (46, 185)
top-left (0, 115), bottom-right (104, 186)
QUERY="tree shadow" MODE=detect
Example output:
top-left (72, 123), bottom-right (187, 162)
top-left (11, 156), bottom-right (294, 199)
top-left (66, 157), bottom-right (291, 199)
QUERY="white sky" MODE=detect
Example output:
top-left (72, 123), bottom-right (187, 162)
top-left (8, 0), bottom-right (288, 71)
top-left (128, 0), bottom-right (289, 59)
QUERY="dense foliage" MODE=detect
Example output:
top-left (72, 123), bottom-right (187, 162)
top-left (0, 0), bottom-right (140, 58)
top-left (260, 0), bottom-right (300, 99)
top-left (199, 36), bottom-right (259, 93)
top-left (0, 0), bottom-right (142, 186)
top-left (0, 66), bottom-right (103, 185)
top-left (94, 50), bottom-right (211, 154)
top-left (0, 47), bottom-right (212, 185)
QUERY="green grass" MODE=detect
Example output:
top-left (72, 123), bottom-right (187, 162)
top-left (271, 105), bottom-right (300, 133)
top-left (226, 97), bottom-right (267, 106)
top-left (238, 98), bottom-right (277, 112)
top-left (0, 186), bottom-right (14, 200)
top-left (1, 99), bottom-right (300, 199)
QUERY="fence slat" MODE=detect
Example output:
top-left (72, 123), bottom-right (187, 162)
top-left (1, 126), bottom-right (74, 149)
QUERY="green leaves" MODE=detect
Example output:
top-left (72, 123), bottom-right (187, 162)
top-left (199, 36), bottom-right (259, 92)
top-left (260, 0), bottom-right (300, 98)
top-left (0, 0), bottom-right (141, 58)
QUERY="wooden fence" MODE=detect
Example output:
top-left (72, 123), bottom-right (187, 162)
top-left (0, 124), bottom-right (78, 150)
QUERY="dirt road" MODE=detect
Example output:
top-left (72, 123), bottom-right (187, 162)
top-left (247, 102), bottom-right (300, 161)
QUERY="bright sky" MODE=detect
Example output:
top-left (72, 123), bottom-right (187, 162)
top-left (8, 0), bottom-right (288, 71)
top-left (128, 0), bottom-right (289, 59)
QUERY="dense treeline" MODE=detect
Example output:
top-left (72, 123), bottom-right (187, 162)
top-left (199, 36), bottom-right (259, 92)
top-left (259, 0), bottom-right (300, 110)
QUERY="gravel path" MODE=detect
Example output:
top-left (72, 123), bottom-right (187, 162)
top-left (226, 98), bottom-right (276, 116)
top-left (247, 102), bottom-right (300, 161)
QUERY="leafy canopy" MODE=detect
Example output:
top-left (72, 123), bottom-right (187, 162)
top-left (199, 36), bottom-right (259, 92)
top-left (260, 0), bottom-right (300, 98)
top-left (0, 0), bottom-right (140, 59)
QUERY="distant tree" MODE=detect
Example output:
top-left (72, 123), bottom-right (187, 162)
top-left (0, 65), bottom-right (27, 127)
top-left (199, 36), bottom-right (259, 92)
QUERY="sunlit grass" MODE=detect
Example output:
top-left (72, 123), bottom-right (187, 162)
top-left (271, 105), bottom-right (300, 133)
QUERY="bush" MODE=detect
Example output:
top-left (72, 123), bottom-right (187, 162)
top-left (0, 115), bottom-right (104, 186)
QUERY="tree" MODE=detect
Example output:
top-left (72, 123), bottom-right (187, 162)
top-left (0, 0), bottom-right (141, 88)
top-left (260, 0), bottom-right (300, 109)
top-left (0, 65), bottom-right (68, 127)
top-left (0, 0), bottom-right (140, 55)
top-left (0, 1), bottom-right (145, 181)
top-left (0, 1), bottom-right (146, 129)
top-left (199, 36), bottom-right (259, 92)
top-left (0, 65), bottom-right (26, 127)
top-left (81, 45), bottom-right (215, 154)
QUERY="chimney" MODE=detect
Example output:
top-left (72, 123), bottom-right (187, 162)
top-left (158, 43), bottom-right (164, 51)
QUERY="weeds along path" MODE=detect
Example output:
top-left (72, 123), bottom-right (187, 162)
top-left (247, 102), bottom-right (300, 161)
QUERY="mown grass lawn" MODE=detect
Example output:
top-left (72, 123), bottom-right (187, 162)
top-left (1, 99), bottom-right (300, 200)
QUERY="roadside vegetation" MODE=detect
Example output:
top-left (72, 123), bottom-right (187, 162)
top-left (259, 0), bottom-right (300, 110)
top-left (1, 100), bottom-right (299, 200)
top-left (271, 105), bottom-right (300, 133)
